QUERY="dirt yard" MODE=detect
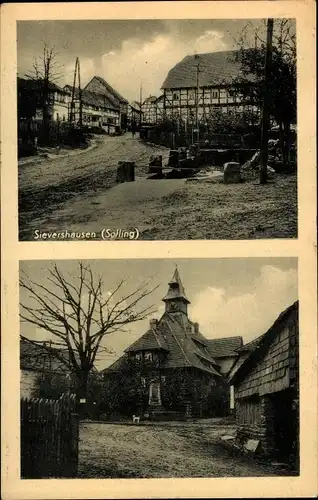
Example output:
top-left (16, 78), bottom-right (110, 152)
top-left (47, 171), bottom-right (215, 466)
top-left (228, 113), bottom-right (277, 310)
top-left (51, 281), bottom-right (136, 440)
top-left (19, 134), bottom-right (297, 240)
top-left (78, 420), bottom-right (294, 478)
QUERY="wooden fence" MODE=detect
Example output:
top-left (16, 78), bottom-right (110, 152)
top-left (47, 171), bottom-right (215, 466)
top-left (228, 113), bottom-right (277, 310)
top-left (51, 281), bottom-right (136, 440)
top-left (21, 393), bottom-right (79, 478)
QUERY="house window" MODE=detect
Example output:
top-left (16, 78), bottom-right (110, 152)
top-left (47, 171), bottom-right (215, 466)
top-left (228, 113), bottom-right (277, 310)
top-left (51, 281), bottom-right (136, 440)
top-left (212, 90), bottom-right (219, 99)
top-left (144, 352), bottom-right (153, 361)
top-left (188, 91), bottom-right (195, 100)
top-left (161, 376), bottom-right (166, 383)
top-left (141, 377), bottom-right (146, 387)
top-left (135, 353), bottom-right (142, 360)
top-left (173, 93), bottom-right (179, 100)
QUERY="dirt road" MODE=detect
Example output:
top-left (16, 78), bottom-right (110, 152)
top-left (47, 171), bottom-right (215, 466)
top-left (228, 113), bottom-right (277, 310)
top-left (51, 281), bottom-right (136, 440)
top-left (78, 421), bottom-right (294, 478)
top-left (19, 134), bottom-right (297, 240)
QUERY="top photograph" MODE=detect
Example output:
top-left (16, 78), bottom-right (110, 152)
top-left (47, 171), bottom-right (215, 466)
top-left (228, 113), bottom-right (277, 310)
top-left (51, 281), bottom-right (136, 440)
top-left (17, 18), bottom-right (297, 241)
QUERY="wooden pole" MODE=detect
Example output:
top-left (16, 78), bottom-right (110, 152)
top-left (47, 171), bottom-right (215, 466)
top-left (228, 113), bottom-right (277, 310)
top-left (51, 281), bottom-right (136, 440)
top-left (77, 58), bottom-right (82, 127)
top-left (259, 18), bottom-right (274, 184)
top-left (195, 58), bottom-right (200, 149)
top-left (139, 82), bottom-right (143, 128)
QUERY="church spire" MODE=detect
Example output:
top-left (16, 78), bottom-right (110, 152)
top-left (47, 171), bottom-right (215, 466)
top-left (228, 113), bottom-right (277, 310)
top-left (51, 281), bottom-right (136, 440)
top-left (162, 267), bottom-right (190, 314)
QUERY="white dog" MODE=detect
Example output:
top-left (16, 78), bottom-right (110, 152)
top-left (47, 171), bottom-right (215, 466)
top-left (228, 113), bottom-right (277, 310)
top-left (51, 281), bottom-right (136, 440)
top-left (132, 415), bottom-right (140, 424)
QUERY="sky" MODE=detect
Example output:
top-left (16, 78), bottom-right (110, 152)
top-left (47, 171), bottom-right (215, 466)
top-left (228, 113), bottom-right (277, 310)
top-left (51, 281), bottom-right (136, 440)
top-left (17, 19), bottom-right (268, 102)
top-left (20, 258), bottom-right (298, 370)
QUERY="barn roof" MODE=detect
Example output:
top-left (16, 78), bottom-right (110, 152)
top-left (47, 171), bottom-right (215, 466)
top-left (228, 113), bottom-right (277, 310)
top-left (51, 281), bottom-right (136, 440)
top-left (63, 85), bottom-right (118, 111)
top-left (206, 336), bottom-right (243, 358)
top-left (228, 301), bottom-right (299, 384)
top-left (86, 76), bottom-right (128, 104)
top-left (161, 50), bottom-right (255, 89)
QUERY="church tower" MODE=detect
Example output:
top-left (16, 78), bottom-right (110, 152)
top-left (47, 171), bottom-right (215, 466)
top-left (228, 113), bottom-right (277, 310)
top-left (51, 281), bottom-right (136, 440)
top-left (162, 267), bottom-right (190, 315)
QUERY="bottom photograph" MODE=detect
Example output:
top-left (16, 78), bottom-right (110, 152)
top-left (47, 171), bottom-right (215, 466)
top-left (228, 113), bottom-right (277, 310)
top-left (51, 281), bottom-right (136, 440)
top-left (19, 258), bottom-right (299, 479)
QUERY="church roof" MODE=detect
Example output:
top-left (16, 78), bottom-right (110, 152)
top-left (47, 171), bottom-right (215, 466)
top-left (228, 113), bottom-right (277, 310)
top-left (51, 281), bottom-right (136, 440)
top-left (161, 50), bottom-right (256, 90)
top-left (103, 269), bottom-right (223, 377)
top-left (162, 268), bottom-right (190, 303)
top-left (125, 326), bottom-right (169, 353)
top-left (105, 311), bottom-right (221, 377)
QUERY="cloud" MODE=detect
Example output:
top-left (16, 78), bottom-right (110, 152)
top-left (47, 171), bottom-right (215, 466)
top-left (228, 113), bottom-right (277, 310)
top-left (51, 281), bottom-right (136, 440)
top-left (81, 29), bottom-right (230, 101)
top-left (190, 265), bottom-right (298, 342)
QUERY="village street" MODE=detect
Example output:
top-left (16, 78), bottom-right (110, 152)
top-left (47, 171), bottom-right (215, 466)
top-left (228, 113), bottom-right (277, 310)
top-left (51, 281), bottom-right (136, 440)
top-left (78, 420), bottom-right (294, 478)
top-left (19, 133), bottom-right (297, 241)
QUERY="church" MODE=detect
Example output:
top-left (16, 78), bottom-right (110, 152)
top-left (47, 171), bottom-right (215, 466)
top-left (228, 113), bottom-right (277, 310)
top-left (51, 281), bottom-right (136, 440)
top-left (102, 268), bottom-right (243, 419)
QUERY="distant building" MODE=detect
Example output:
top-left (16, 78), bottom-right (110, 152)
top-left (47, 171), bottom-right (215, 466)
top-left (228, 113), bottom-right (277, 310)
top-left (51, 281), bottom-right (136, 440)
top-left (18, 77), bottom-right (69, 122)
top-left (160, 50), bottom-right (259, 127)
top-left (127, 100), bottom-right (143, 128)
top-left (229, 301), bottom-right (299, 463)
top-left (20, 338), bottom-right (71, 398)
top-left (102, 268), bottom-right (243, 418)
top-left (84, 76), bottom-right (128, 131)
top-left (63, 84), bottom-right (120, 133)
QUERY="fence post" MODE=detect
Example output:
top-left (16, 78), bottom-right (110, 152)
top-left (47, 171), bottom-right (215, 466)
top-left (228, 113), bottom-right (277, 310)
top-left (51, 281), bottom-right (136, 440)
top-left (69, 412), bottom-right (79, 477)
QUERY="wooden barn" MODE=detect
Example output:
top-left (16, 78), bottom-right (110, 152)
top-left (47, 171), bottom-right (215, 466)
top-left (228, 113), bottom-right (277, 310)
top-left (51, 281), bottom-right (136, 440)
top-left (160, 50), bottom-right (258, 128)
top-left (102, 269), bottom-right (242, 419)
top-left (229, 301), bottom-right (299, 464)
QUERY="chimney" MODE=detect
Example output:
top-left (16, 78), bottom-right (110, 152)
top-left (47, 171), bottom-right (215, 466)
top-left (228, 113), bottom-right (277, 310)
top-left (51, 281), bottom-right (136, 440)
top-left (150, 318), bottom-right (158, 328)
top-left (193, 322), bottom-right (199, 334)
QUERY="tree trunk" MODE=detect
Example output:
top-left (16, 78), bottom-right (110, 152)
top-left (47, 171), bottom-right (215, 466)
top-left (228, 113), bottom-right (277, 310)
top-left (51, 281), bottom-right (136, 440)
top-left (75, 371), bottom-right (89, 401)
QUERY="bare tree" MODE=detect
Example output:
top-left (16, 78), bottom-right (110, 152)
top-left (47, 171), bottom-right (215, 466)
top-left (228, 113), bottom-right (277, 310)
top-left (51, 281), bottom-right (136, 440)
top-left (20, 262), bottom-right (158, 398)
top-left (25, 44), bottom-right (63, 130)
top-left (232, 19), bottom-right (296, 169)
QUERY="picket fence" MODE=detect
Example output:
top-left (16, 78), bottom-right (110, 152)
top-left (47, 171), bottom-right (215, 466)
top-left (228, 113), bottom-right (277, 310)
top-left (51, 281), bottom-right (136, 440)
top-left (21, 393), bottom-right (79, 478)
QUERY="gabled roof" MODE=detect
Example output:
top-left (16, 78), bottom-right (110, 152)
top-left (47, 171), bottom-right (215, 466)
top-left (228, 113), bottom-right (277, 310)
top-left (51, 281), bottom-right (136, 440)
top-left (63, 85), bottom-right (118, 111)
top-left (206, 336), bottom-right (243, 358)
top-left (20, 338), bottom-right (69, 373)
top-left (161, 50), bottom-right (255, 89)
top-left (228, 301), bottom-right (299, 384)
top-left (20, 337), bottom-right (98, 374)
top-left (18, 77), bottom-right (65, 93)
top-left (86, 76), bottom-right (128, 104)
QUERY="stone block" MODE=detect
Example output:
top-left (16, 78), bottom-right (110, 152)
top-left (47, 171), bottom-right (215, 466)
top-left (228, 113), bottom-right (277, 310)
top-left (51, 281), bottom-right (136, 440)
top-left (223, 162), bottom-right (241, 184)
top-left (116, 161), bottom-right (135, 183)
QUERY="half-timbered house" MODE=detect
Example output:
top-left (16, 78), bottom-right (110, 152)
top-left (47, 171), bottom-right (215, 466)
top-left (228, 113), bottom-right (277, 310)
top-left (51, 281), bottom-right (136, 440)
top-left (160, 50), bottom-right (258, 128)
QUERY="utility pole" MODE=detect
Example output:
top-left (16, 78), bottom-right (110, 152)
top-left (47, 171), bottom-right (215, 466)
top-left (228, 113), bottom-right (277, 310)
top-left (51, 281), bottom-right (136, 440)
top-left (259, 18), bottom-right (274, 184)
top-left (70, 57), bottom-right (82, 127)
top-left (195, 56), bottom-right (200, 150)
top-left (139, 82), bottom-right (143, 129)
